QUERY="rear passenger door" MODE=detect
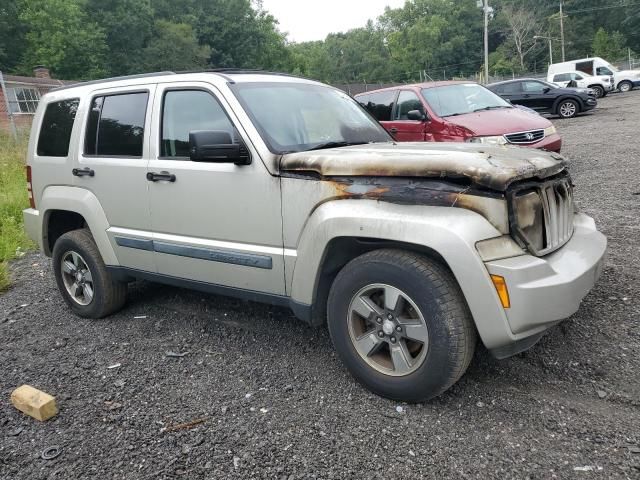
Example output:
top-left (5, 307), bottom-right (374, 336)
top-left (75, 85), bottom-right (157, 272)
top-left (145, 82), bottom-right (285, 295)
top-left (386, 90), bottom-right (427, 142)
top-left (360, 90), bottom-right (397, 138)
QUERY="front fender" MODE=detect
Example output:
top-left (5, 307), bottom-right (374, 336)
top-left (40, 186), bottom-right (118, 265)
top-left (289, 199), bottom-right (513, 349)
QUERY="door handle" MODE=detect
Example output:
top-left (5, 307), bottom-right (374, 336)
top-left (146, 171), bottom-right (176, 183)
top-left (389, 128), bottom-right (398, 134)
top-left (72, 167), bottom-right (95, 177)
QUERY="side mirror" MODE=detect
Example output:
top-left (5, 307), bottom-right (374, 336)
top-left (406, 109), bottom-right (426, 121)
top-left (543, 87), bottom-right (551, 94)
top-left (189, 130), bottom-right (250, 165)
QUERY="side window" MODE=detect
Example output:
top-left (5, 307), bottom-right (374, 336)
top-left (365, 91), bottom-right (396, 121)
top-left (84, 92), bottom-right (149, 157)
top-left (37, 99), bottom-right (80, 157)
top-left (161, 90), bottom-right (235, 158)
top-left (394, 91), bottom-right (424, 120)
top-left (596, 66), bottom-right (613, 76)
top-left (571, 73), bottom-right (584, 80)
top-left (554, 73), bottom-right (570, 82)
top-left (355, 94), bottom-right (370, 108)
top-left (501, 82), bottom-right (521, 94)
top-left (523, 81), bottom-right (545, 93)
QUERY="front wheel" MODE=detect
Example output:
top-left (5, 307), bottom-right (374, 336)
top-left (589, 85), bottom-right (605, 98)
top-left (557, 99), bottom-right (579, 119)
top-left (618, 80), bottom-right (633, 93)
top-left (327, 249), bottom-right (476, 402)
top-left (52, 229), bottom-right (127, 318)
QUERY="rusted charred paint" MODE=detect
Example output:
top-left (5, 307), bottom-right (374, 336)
top-left (319, 176), bottom-right (509, 233)
top-left (280, 142), bottom-right (566, 191)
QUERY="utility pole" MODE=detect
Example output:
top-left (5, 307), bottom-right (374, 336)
top-left (559, 1), bottom-right (566, 62)
top-left (483, 0), bottom-right (489, 83)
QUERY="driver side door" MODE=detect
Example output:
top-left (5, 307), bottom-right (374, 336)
top-left (145, 82), bottom-right (286, 295)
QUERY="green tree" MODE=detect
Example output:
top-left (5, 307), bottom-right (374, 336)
top-left (592, 27), bottom-right (627, 60)
top-left (86, 0), bottom-right (154, 76)
top-left (0, 3), bottom-right (27, 72)
top-left (18, 0), bottom-right (108, 79)
top-left (142, 20), bottom-right (210, 72)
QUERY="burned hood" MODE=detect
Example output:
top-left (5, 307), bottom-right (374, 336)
top-left (280, 142), bottom-right (566, 191)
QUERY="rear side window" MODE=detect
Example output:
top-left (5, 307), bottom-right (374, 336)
top-left (553, 73), bottom-right (570, 82)
top-left (361, 91), bottom-right (396, 121)
top-left (84, 92), bottom-right (149, 157)
top-left (37, 99), bottom-right (79, 157)
top-left (500, 82), bottom-right (521, 94)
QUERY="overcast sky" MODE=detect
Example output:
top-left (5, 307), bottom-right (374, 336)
top-left (261, 0), bottom-right (407, 43)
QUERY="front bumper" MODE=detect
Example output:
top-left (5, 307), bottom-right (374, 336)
top-left (23, 208), bottom-right (42, 250)
top-left (484, 213), bottom-right (606, 355)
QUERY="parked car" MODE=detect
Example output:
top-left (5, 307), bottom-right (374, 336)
top-left (23, 71), bottom-right (606, 402)
top-left (547, 70), bottom-right (613, 98)
top-left (487, 78), bottom-right (597, 119)
top-left (355, 81), bottom-right (562, 152)
top-left (548, 57), bottom-right (640, 92)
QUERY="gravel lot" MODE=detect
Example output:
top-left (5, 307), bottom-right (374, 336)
top-left (1, 91), bottom-right (639, 480)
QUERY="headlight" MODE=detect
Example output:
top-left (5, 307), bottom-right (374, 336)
top-left (513, 190), bottom-right (544, 252)
top-left (544, 125), bottom-right (556, 137)
top-left (466, 135), bottom-right (508, 145)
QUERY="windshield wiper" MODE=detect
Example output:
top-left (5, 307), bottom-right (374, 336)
top-left (305, 141), bottom-right (369, 152)
top-left (472, 105), bottom-right (510, 112)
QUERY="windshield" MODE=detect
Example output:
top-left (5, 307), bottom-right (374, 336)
top-left (231, 82), bottom-right (391, 153)
top-left (421, 83), bottom-right (511, 117)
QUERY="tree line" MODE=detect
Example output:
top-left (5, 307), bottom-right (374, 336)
top-left (0, 0), bottom-right (638, 83)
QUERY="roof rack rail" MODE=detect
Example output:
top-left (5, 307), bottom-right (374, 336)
top-left (50, 71), bottom-right (176, 92)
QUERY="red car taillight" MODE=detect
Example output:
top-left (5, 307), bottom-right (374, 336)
top-left (26, 165), bottom-right (36, 209)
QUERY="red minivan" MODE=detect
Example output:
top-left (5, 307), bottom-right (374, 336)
top-left (354, 81), bottom-right (562, 152)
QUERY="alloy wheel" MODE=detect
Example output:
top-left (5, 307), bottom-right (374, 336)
top-left (60, 251), bottom-right (95, 306)
top-left (560, 102), bottom-right (577, 118)
top-left (347, 283), bottom-right (429, 377)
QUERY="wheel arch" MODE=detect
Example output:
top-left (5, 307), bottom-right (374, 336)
top-left (39, 186), bottom-right (118, 265)
top-left (552, 95), bottom-right (583, 114)
top-left (288, 200), bottom-right (514, 349)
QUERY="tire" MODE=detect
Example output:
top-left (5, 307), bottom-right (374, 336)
top-left (589, 85), bottom-right (604, 98)
top-left (618, 80), bottom-right (633, 93)
top-left (52, 229), bottom-right (127, 318)
top-left (327, 249), bottom-right (476, 402)
top-left (557, 99), bottom-right (579, 119)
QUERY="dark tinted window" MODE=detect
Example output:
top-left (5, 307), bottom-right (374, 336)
top-left (161, 90), bottom-right (235, 158)
top-left (553, 73), bottom-right (570, 82)
top-left (500, 82), bottom-right (522, 94)
top-left (37, 99), bottom-right (79, 157)
top-left (395, 91), bottom-right (424, 120)
top-left (596, 66), bottom-right (613, 76)
top-left (361, 90), bottom-right (396, 121)
top-left (84, 92), bottom-right (148, 156)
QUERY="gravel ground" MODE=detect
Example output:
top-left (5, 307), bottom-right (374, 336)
top-left (1, 91), bottom-right (639, 480)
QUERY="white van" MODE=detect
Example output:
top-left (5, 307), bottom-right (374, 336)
top-left (547, 71), bottom-right (613, 98)
top-left (548, 57), bottom-right (640, 92)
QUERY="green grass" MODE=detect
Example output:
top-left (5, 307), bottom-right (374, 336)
top-left (0, 132), bottom-right (33, 291)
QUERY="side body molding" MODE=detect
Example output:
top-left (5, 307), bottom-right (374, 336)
top-left (288, 200), bottom-right (513, 350)
top-left (39, 186), bottom-right (119, 265)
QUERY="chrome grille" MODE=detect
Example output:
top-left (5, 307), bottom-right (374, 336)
top-left (511, 177), bottom-right (575, 256)
top-left (540, 180), bottom-right (574, 254)
top-left (504, 129), bottom-right (545, 144)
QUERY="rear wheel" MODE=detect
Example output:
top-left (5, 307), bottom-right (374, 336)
top-left (52, 229), bottom-right (127, 318)
top-left (327, 249), bottom-right (476, 402)
top-left (557, 99), bottom-right (579, 119)
top-left (618, 80), bottom-right (633, 93)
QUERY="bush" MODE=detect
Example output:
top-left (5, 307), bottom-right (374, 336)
top-left (0, 132), bottom-right (33, 291)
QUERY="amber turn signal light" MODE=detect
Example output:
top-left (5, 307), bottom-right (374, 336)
top-left (490, 274), bottom-right (511, 309)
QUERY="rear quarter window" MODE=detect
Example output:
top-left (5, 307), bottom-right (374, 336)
top-left (36, 99), bottom-right (80, 157)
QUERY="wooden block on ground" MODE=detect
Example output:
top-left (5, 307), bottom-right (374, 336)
top-left (11, 385), bottom-right (58, 421)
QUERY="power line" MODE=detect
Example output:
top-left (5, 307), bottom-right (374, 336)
top-left (565, 2), bottom-right (640, 14)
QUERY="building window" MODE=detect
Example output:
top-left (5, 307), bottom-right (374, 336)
top-left (6, 87), bottom-right (41, 113)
